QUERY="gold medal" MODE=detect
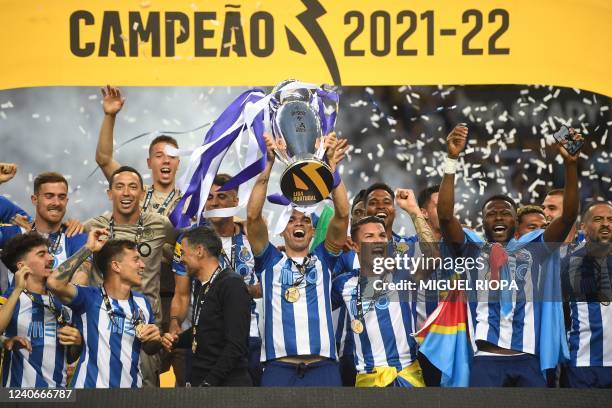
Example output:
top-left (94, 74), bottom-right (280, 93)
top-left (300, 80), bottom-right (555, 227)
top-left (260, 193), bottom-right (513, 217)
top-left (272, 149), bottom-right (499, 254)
top-left (351, 319), bottom-right (364, 334)
top-left (134, 323), bottom-right (145, 339)
top-left (192, 339), bottom-right (197, 353)
top-left (284, 287), bottom-right (300, 303)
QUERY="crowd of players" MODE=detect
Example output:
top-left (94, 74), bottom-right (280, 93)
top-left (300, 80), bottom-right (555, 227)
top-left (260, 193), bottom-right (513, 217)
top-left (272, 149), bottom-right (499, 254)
top-left (0, 85), bottom-right (609, 389)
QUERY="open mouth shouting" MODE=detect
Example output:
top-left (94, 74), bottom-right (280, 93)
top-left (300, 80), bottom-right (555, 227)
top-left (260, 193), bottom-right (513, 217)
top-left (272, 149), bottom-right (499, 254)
top-left (492, 224), bottom-right (508, 238)
top-left (293, 228), bottom-right (306, 239)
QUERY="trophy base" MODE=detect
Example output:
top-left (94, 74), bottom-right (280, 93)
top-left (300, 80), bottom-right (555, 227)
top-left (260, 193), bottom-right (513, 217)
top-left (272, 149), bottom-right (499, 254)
top-left (280, 159), bottom-right (334, 206)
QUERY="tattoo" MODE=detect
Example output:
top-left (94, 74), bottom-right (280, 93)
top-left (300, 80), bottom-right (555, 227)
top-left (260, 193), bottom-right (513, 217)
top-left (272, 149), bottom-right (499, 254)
top-left (411, 214), bottom-right (436, 244)
top-left (55, 246), bottom-right (92, 282)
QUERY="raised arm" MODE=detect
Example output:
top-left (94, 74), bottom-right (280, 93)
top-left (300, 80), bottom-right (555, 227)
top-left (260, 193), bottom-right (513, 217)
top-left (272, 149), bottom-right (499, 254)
top-left (396, 188), bottom-right (440, 282)
top-left (47, 228), bottom-right (108, 304)
top-left (0, 266), bottom-right (30, 333)
top-left (324, 136), bottom-right (349, 253)
top-left (438, 125), bottom-right (468, 245)
top-left (543, 128), bottom-right (582, 243)
top-left (246, 134), bottom-right (275, 256)
top-left (96, 85), bottom-right (125, 181)
top-left (0, 163), bottom-right (17, 186)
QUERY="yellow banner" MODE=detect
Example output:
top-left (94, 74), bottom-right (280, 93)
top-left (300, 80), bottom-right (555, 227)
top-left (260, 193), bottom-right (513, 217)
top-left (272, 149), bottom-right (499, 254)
top-left (0, 0), bottom-right (610, 95)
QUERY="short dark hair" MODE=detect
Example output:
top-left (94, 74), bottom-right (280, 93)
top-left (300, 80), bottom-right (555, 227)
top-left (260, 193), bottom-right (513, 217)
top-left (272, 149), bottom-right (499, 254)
top-left (181, 225), bottom-right (222, 259)
top-left (34, 172), bottom-right (68, 194)
top-left (0, 232), bottom-right (49, 271)
top-left (481, 194), bottom-right (518, 212)
top-left (545, 188), bottom-right (564, 197)
top-left (517, 205), bottom-right (545, 224)
top-left (93, 239), bottom-right (138, 277)
top-left (350, 216), bottom-right (386, 241)
top-left (351, 189), bottom-right (366, 212)
top-left (212, 173), bottom-right (237, 194)
top-left (364, 183), bottom-right (395, 204)
top-left (583, 201), bottom-right (612, 220)
top-left (417, 185), bottom-right (440, 208)
top-left (109, 165), bottom-right (144, 190)
top-left (149, 135), bottom-right (179, 156)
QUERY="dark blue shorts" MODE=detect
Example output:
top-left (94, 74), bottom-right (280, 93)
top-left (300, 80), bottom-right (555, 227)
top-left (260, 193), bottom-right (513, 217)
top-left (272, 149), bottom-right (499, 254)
top-left (470, 354), bottom-right (546, 387)
top-left (565, 365), bottom-right (612, 388)
top-left (261, 359), bottom-right (341, 387)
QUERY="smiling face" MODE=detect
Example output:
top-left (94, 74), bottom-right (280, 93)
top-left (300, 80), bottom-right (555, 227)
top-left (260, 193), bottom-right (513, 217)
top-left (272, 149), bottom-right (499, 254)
top-left (282, 210), bottom-right (314, 253)
top-left (32, 182), bottom-right (68, 226)
top-left (483, 199), bottom-right (517, 243)
top-left (583, 203), bottom-right (612, 243)
top-left (147, 142), bottom-right (179, 189)
top-left (18, 244), bottom-right (54, 281)
top-left (366, 189), bottom-right (395, 234)
top-left (108, 171), bottom-right (144, 219)
top-left (112, 247), bottom-right (145, 287)
top-left (516, 212), bottom-right (547, 238)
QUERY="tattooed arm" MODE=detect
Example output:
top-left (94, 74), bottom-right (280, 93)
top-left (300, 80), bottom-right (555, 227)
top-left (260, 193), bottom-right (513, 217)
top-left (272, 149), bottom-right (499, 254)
top-left (47, 228), bottom-right (108, 304)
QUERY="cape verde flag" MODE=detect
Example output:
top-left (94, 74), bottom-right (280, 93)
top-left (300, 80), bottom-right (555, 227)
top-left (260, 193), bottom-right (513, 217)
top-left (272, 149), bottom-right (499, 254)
top-left (413, 290), bottom-right (471, 387)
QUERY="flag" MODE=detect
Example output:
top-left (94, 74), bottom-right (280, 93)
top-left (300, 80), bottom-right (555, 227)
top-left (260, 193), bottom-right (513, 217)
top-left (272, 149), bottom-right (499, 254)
top-left (413, 289), bottom-right (471, 387)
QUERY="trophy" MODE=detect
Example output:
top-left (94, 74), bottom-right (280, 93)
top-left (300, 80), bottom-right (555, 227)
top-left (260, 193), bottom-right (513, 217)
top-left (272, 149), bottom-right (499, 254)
top-left (271, 80), bottom-right (337, 206)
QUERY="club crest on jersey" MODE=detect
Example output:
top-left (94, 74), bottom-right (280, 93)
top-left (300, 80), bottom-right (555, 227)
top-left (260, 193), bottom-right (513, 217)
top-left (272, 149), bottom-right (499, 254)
top-left (510, 249), bottom-right (532, 281)
top-left (395, 242), bottom-right (409, 254)
top-left (238, 246), bottom-right (252, 263)
top-left (142, 227), bottom-right (155, 240)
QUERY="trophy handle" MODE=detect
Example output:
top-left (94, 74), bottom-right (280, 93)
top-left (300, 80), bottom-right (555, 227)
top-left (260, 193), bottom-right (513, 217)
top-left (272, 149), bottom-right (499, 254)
top-left (273, 149), bottom-right (291, 166)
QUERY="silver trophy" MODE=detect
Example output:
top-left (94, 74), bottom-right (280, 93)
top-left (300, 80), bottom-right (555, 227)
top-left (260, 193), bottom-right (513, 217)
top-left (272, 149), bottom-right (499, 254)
top-left (271, 80), bottom-right (336, 206)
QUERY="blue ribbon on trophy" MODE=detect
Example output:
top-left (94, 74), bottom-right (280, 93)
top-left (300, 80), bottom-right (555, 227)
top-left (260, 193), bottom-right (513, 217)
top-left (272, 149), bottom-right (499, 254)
top-left (169, 80), bottom-right (339, 228)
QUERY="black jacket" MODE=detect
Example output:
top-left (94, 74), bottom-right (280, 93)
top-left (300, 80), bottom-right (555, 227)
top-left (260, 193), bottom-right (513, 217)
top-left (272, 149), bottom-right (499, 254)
top-left (176, 267), bottom-right (252, 386)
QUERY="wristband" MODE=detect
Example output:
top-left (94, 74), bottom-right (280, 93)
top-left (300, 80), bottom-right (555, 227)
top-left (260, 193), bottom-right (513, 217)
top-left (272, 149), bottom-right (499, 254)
top-left (443, 156), bottom-right (459, 174)
top-left (332, 168), bottom-right (341, 189)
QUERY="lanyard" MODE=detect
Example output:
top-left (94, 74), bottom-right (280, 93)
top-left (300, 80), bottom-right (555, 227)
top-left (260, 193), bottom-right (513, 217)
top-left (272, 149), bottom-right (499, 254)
top-left (220, 234), bottom-right (237, 272)
top-left (286, 255), bottom-right (313, 288)
top-left (100, 285), bottom-right (144, 330)
top-left (354, 276), bottom-right (390, 322)
top-left (192, 267), bottom-right (222, 327)
top-left (32, 224), bottom-right (66, 255)
top-left (23, 289), bottom-right (68, 326)
top-left (141, 187), bottom-right (176, 215)
top-left (108, 215), bottom-right (151, 257)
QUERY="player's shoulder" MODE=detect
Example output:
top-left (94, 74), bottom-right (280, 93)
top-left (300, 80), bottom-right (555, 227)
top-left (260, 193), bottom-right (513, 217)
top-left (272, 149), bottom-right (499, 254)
top-left (86, 214), bottom-right (111, 229)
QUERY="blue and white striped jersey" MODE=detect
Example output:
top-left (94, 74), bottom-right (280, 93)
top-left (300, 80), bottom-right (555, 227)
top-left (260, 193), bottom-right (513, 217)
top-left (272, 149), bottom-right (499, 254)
top-left (331, 268), bottom-right (419, 373)
top-left (562, 241), bottom-right (612, 367)
top-left (67, 286), bottom-right (154, 388)
top-left (0, 288), bottom-right (72, 388)
top-left (254, 242), bottom-right (340, 362)
top-left (460, 229), bottom-right (552, 355)
top-left (333, 251), bottom-right (359, 357)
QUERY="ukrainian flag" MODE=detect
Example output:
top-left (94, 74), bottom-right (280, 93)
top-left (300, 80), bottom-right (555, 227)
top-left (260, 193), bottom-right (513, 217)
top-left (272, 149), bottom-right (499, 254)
top-left (413, 290), bottom-right (471, 387)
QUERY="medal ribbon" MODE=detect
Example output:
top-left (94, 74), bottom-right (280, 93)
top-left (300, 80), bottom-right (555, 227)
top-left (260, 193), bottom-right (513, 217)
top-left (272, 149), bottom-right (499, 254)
top-left (23, 289), bottom-right (67, 327)
top-left (141, 187), bottom-right (177, 215)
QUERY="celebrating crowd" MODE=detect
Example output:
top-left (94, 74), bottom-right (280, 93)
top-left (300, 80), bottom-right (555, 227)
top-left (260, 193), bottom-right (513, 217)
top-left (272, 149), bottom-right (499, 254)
top-left (0, 85), bottom-right (610, 389)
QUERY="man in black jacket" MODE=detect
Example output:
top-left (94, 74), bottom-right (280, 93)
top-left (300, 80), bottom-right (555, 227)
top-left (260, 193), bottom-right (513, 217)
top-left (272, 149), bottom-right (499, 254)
top-left (161, 225), bottom-right (252, 386)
